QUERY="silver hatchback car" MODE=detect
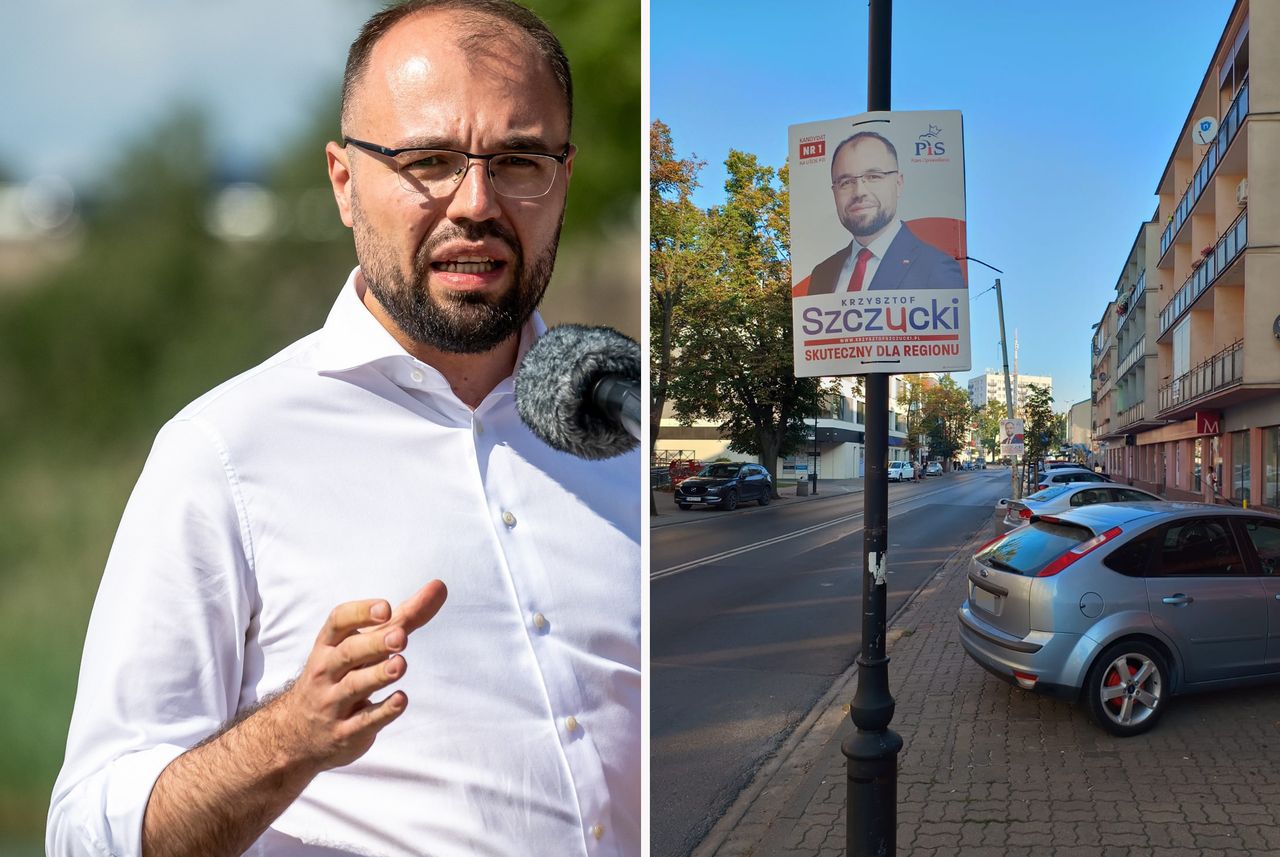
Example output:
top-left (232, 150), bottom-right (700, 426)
top-left (959, 502), bottom-right (1280, 736)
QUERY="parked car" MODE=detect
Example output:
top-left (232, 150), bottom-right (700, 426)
top-left (674, 462), bottom-right (773, 510)
top-left (958, 501), bottom-right (1280, 736)
top-left (888, 461), bottom-right (915, 482)
top-left (1000, 483), bottom-right (1162, 532)
top-left (925, 462), bottom-right (943, 476)
top-left (1035, 467), bottom-right (1111, 491)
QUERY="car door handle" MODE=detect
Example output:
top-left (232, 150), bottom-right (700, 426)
top-left (1162, 594), bottom-right (1193, 606)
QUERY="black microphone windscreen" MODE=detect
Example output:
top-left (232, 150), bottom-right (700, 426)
top-left (515, 324), bottom-right (640, 460)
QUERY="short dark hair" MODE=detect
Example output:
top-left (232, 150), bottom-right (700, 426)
top-left (830, 131), bottom-right (898, 173)
top-left (341, 0), bottom-right (573, 133)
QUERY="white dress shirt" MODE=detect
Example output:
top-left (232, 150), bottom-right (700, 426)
top-left (835, 220), bottom-right (902, 291)
top-left (47, 269), bottom-right (641, 857)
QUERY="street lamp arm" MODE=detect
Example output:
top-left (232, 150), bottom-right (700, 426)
top-left (960, 255), bottom-right (1004, 275)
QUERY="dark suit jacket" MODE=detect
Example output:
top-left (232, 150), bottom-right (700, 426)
top-left (799, 225), bottom-right (966, 295)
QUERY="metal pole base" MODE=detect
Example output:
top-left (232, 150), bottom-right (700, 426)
top-left (842, 726), bottom-right (904, 857)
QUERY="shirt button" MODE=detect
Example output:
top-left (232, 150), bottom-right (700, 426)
top-left (502, 511), bottom-right (516, 527)
top-left (591, 824), bottom-right (605, 840)
top-left (565, 715), bottom-right (578, 733)
top-left (533, 612), bottom-right (547, 631)
top-left (410, 369), bottom-right (424, 383)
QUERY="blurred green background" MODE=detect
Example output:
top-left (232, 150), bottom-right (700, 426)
top-left (0, 1), bottom-right (639, 851)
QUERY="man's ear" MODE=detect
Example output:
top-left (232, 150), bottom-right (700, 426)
top-left (326, 141), bottom-right (355, 228)
top-left (562, 144), bottom-right (577, 185)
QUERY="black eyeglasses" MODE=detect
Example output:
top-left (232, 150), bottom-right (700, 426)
top-left (344, 137), bottom-right (571, 199)
top-left (832, 170), bottom-right (899, 193)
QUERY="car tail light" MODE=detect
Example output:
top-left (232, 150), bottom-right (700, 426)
top-left (1012, 670), bottom-right (1038, 690)
top-left (1036, 526), bottom-right (1123, 577)
top-left (1018, 507), bottom-right (1032, 520)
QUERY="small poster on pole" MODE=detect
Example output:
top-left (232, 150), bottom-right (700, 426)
top-left (999, 418), bottom-right (1025, 457)
top-left (789, 109), bottom-right (971, 377)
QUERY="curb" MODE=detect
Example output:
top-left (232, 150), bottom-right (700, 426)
top-left (690, 516), bottom-right (995, 857)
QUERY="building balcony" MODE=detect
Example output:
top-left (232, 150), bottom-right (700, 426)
top-left (1157, 339), bottom-right (1243, 416)
top-left (1115, 400), bottom-right (1147, 431)
top-left (1113, 269), bottom-right (1146, 342)
top-left (1115, 334), bottom-right (1146, 380)
top-left (1158, 208), bottom-right (1246, 338)
top-left (1159, 76), bottom-right (1248, 259)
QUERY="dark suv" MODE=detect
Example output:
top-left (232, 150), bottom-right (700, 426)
top-left (675, 463), bottom-right (773, 510)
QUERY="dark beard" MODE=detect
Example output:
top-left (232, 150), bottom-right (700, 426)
top-left (842, 200), bottom-right (892, 239)
top-left (353, 197), bottom-right (560, 354)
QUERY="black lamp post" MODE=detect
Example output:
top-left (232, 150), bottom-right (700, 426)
top-left (811, 410), bottom-right (820, 495)
top-left (841, 3), bottom-right (901, 855)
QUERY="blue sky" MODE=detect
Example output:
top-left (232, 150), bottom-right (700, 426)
top-left (651, 0), bottom-right (1237, 410)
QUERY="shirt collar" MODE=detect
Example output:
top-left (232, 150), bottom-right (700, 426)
top-left (853, 219), bottom-right (903, 260)
top-left (314, 267), bottom-right (547, 397)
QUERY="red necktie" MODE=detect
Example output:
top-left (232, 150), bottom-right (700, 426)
top-left (846, 247), bottom-right (874, 292)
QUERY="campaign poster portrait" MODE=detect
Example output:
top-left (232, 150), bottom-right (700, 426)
top-left (999, 418), bottom-right (1025, 457)
top-left (789, 110), bottom-right (971, 376)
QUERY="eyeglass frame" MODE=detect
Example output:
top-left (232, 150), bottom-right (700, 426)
top-left (342, 136), bottom-right (573, 199)
top-left (831, 170), bottom-right (900, 193)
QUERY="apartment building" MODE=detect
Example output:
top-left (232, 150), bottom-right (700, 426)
top-left (1092, 217), bottom-right (1163, 470)
top-left (1095, 0), bottom-right (1280, 508)
top-left (967, 370), bottom-right (1052, 415)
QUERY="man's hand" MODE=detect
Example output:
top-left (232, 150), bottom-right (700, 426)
top-left (141, 580), bottom-right (448, 857)
top-left (275, 579), bottom-right (449, 771)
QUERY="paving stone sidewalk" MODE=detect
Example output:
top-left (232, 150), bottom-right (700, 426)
top-left (693, 515), bottom-right (1280, 857)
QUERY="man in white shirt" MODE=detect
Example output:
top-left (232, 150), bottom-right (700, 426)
top-left (794, 131), bottom-right (966, 296)
top-left (46, 2), bottom-right (639, 856)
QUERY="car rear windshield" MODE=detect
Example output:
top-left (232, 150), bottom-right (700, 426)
top-left (976, 520), bottom-right (1096, 576)
top-left (1027, 485), bottom-right (1071, 502)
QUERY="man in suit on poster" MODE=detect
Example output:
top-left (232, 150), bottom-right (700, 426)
top-left (796, 130), bottom-right (965, 296)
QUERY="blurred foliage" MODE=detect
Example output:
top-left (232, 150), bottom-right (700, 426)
top-left (0, 1), bottom-right (638, 849)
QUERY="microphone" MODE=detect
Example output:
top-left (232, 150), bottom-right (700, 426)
top-left (515, 324), bottom-right (641, 460)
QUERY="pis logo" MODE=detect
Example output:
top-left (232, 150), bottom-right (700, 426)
top-left (914, 124), bottom-right (945, 157)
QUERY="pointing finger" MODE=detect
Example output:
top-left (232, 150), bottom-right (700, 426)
top-left (391, 580), bottom-right (448, 637)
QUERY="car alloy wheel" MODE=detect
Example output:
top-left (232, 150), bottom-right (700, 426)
top-left (758, 490), bottom-right (771, 507)
top-left (720, 491), bottom-right (738, 511)
top-left (1085, 640), bottom-right (1167, 737)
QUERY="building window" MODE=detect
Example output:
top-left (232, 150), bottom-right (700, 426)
top-left (1193, 438), bottom-right (1202, 492)
top-left (1232, 429), bottom-right (1250, 504)
top-left (1265, 427), bottom-right (1280, 509)
top-left (1174, 442), bottom-right (1182, 488)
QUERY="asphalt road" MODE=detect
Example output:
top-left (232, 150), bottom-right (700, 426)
top-left (650, 469), bottom-right (1010, 857)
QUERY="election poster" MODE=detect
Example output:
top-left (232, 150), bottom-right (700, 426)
top-left (999, 418), bottom-right (1025, 457)
top-left (789, 109), bottom-right (971, 376)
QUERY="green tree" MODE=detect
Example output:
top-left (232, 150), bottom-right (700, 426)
top-left (649, 119), bottom-right (706, 454)
top-left (1022, 384), bottom-right (1057, 470)
top-left (975, 400), bottom-right (1006, 460)
top-left (897, 375), bottom-right (929, 465)
top-left (921, 375), bottom-right (974, 466)
top-left (667, 151), bottom-right (825, 494)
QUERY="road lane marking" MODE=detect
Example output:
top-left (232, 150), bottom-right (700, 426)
top-left (650, 483), bottom-right (962, 580)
